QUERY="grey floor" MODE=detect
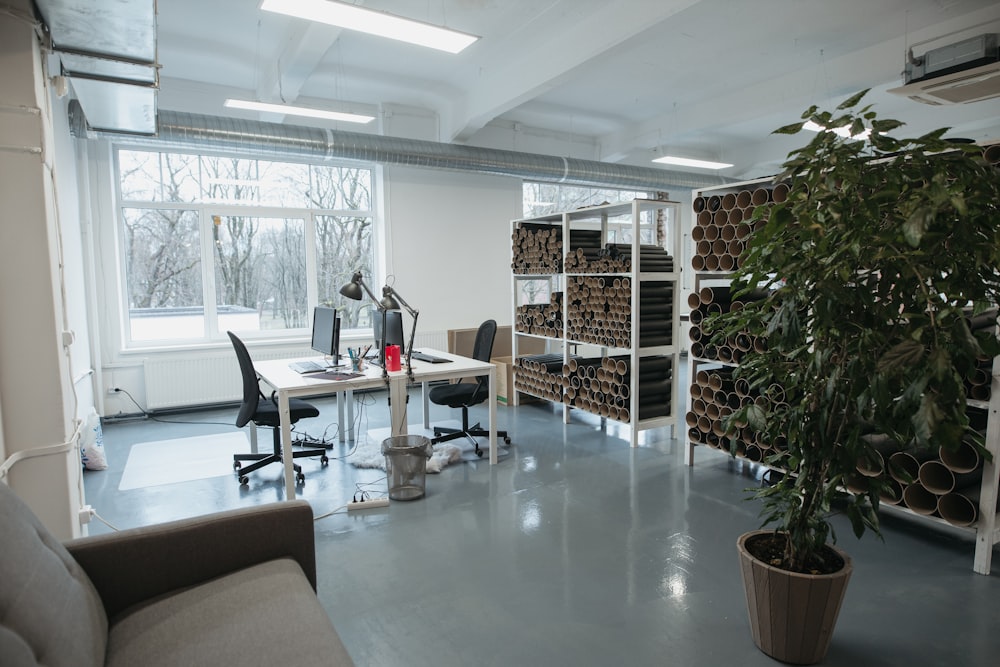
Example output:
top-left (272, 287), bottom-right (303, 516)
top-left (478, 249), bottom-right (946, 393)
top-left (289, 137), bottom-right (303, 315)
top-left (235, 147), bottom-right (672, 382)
top-left (84, 384), bottom-right (1000, 667)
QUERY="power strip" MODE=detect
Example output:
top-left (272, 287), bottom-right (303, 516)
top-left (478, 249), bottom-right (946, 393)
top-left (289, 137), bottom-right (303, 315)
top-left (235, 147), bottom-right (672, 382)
top-left (347, 497), bottom-right (390, 511)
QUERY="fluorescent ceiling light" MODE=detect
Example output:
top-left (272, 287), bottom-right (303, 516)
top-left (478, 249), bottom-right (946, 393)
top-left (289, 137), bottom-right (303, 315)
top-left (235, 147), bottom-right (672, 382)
top-left (260, 0), bottom-right (479, 54)
top-left (652, 155), bottom-right (733, 170)
top-left (224, 99), bottom-right (375, 124)
top-left (803, 120), bottom-right (872, 140)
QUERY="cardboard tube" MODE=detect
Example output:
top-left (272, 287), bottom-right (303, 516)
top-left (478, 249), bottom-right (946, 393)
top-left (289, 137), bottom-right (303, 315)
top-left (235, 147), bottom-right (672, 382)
top-left (691, 254), bottom-right (706, 271)
top-left (772, 182), bottom-right (790, 203)
top-left (902, 482), bottom-right (939, 515)
top-left (736, 189), bottom-right (752, 208)
top-left (751, 188), bottom-right (770, 206)
top-left (856, 433), bottom-right (896, 477)
top-left (879, 477), bottom-right (904, 506)
top-left (984, 144), bottom-right (1000, 165)
top-left (918, 459), bottom-right (983, 495)
top-left (939, 439), bottom-right (981, 474)
top-left (888, 449), bottom-right (935, 484)
top-left (693, 196), bottom-right (707, 213)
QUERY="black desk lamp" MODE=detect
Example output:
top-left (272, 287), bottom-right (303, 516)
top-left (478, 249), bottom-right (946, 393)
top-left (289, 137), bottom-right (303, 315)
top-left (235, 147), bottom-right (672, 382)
top-left (380, 284), bottom-right (419, 382)
top-left (339, 271), bottom-right (391, 381)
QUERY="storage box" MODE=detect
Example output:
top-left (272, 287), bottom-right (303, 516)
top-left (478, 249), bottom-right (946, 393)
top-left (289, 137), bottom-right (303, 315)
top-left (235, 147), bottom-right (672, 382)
top-left (492, 356), bottom-right (515, 405)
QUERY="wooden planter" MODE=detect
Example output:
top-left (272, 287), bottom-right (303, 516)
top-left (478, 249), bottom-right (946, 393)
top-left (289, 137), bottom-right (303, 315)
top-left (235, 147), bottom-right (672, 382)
top-left (737, 530), bottom-right (853, 665)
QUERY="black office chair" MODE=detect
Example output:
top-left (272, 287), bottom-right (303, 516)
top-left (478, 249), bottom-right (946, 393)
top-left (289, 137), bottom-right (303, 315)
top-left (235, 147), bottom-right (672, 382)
top-left (228, 331), bottom-right (328, 485)
top-left (430, 319), bottom-right (512, 457)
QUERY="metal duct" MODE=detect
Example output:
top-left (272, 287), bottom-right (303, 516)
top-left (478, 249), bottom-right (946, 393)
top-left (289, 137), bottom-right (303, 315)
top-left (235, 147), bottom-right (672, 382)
top-left (68, 102), bottom-right (727, 191)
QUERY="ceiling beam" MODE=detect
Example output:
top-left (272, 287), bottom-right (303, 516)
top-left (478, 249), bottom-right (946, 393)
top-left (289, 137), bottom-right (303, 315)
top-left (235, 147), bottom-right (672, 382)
top-left (443, 0), bottom-right (699, 143)
top-left (254, 22), bottom-right (345, 123)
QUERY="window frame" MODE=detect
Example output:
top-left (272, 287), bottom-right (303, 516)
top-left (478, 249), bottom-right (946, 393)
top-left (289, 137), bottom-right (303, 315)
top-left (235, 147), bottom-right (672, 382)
top-left (112, 145), bottom-right (379, 350)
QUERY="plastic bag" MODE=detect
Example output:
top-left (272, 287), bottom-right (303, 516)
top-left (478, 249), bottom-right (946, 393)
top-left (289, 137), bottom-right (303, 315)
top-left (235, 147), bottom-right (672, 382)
top-left (80, 407), bottom-right (108, 471)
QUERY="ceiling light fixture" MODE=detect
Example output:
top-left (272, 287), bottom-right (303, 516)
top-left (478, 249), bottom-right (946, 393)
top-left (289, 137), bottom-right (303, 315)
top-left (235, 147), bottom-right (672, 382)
top-left (802, 120), bottom-right (872, 140)
top-left (652, 155), bottom-right (733, 170)
top-left (260, 0), bottom-right (479, 54)
top-left (224, 99), bottom-right (375, 123)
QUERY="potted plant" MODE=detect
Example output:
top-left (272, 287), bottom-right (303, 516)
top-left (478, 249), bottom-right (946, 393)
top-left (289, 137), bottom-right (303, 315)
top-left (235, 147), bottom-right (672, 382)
top-left (707, 90), bottom-right (1000, 664)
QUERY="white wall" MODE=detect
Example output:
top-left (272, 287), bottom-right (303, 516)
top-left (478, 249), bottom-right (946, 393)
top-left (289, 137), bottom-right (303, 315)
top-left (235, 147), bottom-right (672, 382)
top-left (0, 8), bottom-right (92, 539)
top-left (384, 166), bottom-right (522, 334)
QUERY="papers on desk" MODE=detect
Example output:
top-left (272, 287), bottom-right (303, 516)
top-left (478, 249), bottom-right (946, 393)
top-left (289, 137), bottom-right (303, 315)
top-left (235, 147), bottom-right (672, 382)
top-left (310, 371), bottom-right (364, 381)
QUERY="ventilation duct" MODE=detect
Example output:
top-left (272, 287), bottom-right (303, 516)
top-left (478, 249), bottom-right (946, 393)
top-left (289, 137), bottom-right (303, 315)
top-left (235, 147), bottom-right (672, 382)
top-left (67, 102), bottom-right (727, 192)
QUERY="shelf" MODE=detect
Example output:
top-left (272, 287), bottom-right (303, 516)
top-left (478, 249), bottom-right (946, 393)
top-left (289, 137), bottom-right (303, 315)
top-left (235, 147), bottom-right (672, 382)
top-left (512, 197), bottom-right (682, 447)
top-left (687, 178), bottom-right (1000, 575)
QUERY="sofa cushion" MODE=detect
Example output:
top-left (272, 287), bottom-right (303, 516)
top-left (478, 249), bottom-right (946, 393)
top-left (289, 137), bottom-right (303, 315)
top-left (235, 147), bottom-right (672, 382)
top-left (0, 483), bottom-right (107, 667)
top-left (105, 558), bottom-right (353, 667)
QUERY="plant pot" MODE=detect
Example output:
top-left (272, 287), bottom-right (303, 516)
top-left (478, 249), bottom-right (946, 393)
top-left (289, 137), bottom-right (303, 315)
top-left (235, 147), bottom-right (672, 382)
top-left (737, 530), bottom-right (853, 665)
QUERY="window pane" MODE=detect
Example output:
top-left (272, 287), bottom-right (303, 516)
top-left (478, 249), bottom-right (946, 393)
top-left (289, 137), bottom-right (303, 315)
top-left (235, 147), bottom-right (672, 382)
top-left (213, 216), bottom-right (308, 332)
top-left (258, 160), bottom-right (311, 208)
top-left (311, 166), bottom-right (372, 210)
top-left (122, 208), bottom-right (203, 340)
top-left (522, 183), bottom-right (646, 217)
top-left (200, 156), bottom-right (263, 205)
top-left (315, 215), bottom-right (375, 328)
top-left (120, 150), bottom-right (200, 203)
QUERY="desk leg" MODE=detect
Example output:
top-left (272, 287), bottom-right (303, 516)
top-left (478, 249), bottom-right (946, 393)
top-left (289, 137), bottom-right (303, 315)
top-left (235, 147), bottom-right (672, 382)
top-left (337, 392), bottom-right (346, 443)
top-left (346, 389), bottom-right (355, 442)
top-left (277, 392), bottom-right (297, 500)
top-left (389, 377), bottom-right (409, 436)
top-left (422, 381), bottom-right (430, 430)
top-left (489, 366), bottom-right (497, 464)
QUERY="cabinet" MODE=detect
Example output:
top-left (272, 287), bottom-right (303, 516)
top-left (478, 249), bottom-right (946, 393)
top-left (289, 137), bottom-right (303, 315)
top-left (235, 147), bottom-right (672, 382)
top-left (686, 178), bottom-right (1000, 574)
top-left (510, 198), bottom-right (681, 447)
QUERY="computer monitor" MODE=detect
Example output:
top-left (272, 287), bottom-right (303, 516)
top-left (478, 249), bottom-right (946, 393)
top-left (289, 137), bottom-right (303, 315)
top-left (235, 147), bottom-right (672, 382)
top-left (372, 309), bottom-right (405, 361)
top-left (310, 306), bottom-right (340, 364)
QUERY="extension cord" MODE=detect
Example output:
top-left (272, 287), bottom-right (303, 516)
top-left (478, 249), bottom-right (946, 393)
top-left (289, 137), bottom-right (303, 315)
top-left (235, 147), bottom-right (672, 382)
top-left (347, 497), bottom-right (389, 511)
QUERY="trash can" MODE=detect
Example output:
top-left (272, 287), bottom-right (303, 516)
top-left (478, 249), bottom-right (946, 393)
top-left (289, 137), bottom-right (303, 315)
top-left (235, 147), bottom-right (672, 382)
top-left (381, 435), bottom-right (432, 501)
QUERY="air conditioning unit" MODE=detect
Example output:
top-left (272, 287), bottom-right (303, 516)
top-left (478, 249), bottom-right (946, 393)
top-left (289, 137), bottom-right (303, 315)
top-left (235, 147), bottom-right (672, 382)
top-left (888, 33), bottom-right (1000, 105)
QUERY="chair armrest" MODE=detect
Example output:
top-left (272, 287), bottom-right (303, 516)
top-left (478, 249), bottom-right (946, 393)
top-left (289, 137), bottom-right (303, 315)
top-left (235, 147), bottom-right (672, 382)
top-left (65, 500), bottom-right (317, 619)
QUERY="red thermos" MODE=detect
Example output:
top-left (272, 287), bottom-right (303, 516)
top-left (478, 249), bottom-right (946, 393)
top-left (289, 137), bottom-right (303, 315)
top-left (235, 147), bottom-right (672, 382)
top-left (385, 344), bottom-right (402, 371)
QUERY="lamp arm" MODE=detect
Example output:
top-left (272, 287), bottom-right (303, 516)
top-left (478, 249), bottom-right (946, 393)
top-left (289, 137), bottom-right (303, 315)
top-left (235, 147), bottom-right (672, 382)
top-left (405, 310), bottom-right (419, 382)
top-left (356, 275), bottom-right (383, 305)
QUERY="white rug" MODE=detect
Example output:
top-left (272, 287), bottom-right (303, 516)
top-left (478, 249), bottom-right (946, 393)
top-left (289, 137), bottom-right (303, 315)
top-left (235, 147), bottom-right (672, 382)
top-left (119, 432), bottom-right (249, 490)
top-left (351, 422), bottom-right (507, 473)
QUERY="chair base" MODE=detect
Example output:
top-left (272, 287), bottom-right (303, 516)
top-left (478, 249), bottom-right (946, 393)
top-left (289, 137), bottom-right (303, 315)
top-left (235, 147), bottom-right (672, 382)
top-left (431, 422), bottom-right (510, 457)
top-left (234, 436), bottom-right (327, 485)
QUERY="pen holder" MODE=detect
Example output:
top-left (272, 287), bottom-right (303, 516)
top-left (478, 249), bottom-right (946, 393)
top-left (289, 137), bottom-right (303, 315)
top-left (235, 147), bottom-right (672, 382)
top-left (350, 357), bottom-right (364, 372)
top-left (385, 345), bottom-right (402, 372)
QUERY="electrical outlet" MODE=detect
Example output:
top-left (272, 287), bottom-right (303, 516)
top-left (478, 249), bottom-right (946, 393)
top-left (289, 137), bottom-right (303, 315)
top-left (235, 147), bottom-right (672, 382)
top-left (347, 497), bottom-right (389, 511)
top-left (107, 387), bottom-right (120, 395)
top-left (78, 505), bottom-right (94, 524)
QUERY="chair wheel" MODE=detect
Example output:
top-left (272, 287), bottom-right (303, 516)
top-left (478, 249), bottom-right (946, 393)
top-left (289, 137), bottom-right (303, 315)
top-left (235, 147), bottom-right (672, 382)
top-left (233, 461), bottom-right (241, 470)
top-left (321, 455), bottom-right (329, 466)
top-left (296, 472), bottom-right (305, 484)
top-left (503, 436), bottom-right (512, 444)
top-left (238, 475), bottom-right (249, 485)
top-left (476, 449), bottom-right (484, 458)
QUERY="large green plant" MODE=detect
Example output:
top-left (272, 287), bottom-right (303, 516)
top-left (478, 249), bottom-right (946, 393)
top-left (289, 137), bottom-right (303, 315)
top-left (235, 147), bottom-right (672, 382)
top-left (711, 90), bottom-right (1000, 573)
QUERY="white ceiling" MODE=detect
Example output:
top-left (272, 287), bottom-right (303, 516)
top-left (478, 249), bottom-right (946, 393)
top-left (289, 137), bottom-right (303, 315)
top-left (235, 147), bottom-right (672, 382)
top-left (152, 0), bottom-right (1000, 181)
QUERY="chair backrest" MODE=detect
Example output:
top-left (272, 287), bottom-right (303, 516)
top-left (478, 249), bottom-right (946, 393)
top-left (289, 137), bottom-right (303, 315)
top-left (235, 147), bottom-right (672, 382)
top-left (227, 331), bottom-right (260, 428)
top-left (467, 319), bottom-right (497, 404)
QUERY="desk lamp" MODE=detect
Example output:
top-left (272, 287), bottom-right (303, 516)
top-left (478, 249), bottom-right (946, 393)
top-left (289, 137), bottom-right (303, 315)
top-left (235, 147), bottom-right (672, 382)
top-left (339, 271), bottom-right (391, 381)
top-left (380, 284), bottom-right (419, 382)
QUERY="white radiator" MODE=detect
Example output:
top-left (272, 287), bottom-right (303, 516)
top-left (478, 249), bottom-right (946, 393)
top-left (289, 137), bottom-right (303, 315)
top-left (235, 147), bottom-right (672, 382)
top-left (144, 330), bottom-right (449, 410)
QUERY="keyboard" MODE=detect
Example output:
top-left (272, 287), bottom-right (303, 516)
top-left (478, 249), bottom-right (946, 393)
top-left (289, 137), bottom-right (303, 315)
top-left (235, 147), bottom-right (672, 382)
top-left (288, 360), bottom-right (327, 374)
top-left (410, 351), bottom-right (451, 364)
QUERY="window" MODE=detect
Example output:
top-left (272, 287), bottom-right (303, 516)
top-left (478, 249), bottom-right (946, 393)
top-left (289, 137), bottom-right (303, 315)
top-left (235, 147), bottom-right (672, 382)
top-left (116, 149), bottom-right (376, 345)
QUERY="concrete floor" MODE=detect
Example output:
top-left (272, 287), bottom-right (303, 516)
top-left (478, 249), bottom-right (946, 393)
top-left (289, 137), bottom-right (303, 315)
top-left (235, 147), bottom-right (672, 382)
top-left (85, 386), bottom-right (1000, 667)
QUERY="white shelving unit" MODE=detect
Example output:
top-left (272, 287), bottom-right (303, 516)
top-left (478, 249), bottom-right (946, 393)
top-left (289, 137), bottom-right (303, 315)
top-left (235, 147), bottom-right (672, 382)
top-left (511, 198), bottom-right (682, 447)
top-left (686, 179), bottom-right (1000, 574)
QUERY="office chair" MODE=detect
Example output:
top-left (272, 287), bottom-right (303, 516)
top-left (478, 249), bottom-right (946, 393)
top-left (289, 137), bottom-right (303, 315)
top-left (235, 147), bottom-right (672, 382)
top-left (429, 319), bottom-right (512, 457)
top-left (228, 331), bottom-right (328, 485)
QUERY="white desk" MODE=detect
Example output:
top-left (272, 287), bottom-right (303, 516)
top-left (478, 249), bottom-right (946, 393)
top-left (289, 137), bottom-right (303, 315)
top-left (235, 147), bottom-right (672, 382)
top-left (254, 348), bottom-right (497, 499)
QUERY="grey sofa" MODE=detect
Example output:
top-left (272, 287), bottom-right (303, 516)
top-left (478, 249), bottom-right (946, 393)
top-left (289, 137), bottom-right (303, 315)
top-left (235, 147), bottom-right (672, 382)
top-left (0, 482), bottom-right (353, 666)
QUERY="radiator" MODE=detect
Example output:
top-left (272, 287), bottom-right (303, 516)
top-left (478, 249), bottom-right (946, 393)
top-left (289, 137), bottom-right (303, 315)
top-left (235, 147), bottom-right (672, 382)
top-left (144, 330), bottom-right (449, 410)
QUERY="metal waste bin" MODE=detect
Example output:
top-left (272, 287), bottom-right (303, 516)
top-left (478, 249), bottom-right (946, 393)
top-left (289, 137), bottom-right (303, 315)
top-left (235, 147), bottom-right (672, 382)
top-left (381, 435), bottom-right (432, 500)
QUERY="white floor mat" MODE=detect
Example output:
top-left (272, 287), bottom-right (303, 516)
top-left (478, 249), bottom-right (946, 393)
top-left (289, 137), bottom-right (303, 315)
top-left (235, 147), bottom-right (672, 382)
top-left (119, 432), bottom-right (249, 490)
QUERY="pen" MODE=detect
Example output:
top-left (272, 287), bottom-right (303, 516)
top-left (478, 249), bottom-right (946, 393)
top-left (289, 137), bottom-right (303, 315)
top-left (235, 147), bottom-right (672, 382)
top-left (360, 344), bottom-right (371, 359)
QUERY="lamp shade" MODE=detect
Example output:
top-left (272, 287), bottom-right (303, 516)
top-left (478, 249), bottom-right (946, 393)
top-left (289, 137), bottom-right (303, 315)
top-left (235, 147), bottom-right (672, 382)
top-left (380, 287), bottom-right (400, 311)
top-left (340, 282), bottom-right (363, 300)
top-left (340, 272), bottom-right (365, 300)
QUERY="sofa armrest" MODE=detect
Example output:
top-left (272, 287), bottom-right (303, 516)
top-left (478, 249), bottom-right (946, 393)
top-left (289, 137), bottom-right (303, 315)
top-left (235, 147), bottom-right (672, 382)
top-left (65, 500), bottom-right (317, 619)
